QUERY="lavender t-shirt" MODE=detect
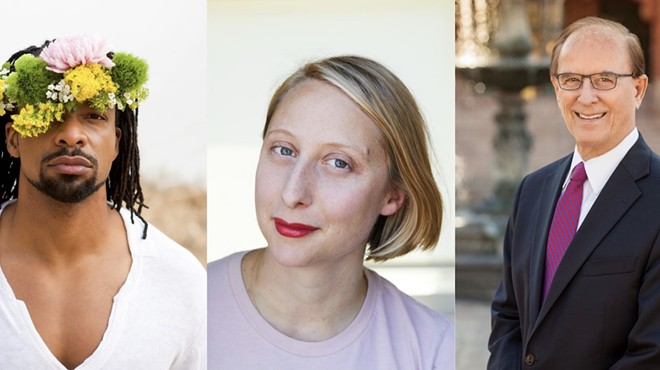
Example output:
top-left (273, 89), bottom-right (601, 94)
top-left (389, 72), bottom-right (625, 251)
top-left (208, 251), bottom-right (455, 369)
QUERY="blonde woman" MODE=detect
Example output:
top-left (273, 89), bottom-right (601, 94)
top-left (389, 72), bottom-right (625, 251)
top-left (208, 56), bottom-right (454, 369)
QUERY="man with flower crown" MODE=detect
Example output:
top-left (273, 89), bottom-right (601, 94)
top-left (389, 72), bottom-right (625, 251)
top-left (0, 35), bottom-right (206, 369)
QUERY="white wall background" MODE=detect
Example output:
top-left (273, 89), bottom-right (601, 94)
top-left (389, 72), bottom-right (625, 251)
top-left (208, 0), bottom-right (455, 271)
top-left (4, 0), bottom-right (207, 186)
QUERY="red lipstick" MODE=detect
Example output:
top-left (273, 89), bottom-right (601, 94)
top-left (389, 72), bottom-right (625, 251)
top-left (274, 218), bottom-right (319, 238)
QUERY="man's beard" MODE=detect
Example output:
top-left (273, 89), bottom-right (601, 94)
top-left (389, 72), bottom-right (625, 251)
top-left (27, 148), bottom-right (106, 203)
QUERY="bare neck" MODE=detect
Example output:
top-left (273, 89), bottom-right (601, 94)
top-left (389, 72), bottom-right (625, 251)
top-left (0, 185), bottom-right (125, 264)
top-left (0, 185), bottom-right (132, 370)
top-left (242, 248), bottom-right (368, 341)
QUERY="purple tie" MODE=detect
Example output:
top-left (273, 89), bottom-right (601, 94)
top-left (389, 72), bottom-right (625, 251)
top-left (543, 162), bottom-right (588, 301)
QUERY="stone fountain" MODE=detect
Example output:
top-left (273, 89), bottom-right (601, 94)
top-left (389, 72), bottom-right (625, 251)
top-left (456, 0), bottom-right (551, 300)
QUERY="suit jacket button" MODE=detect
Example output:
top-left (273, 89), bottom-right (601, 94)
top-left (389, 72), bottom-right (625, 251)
top-left (524, 353), bottom-right (535, 365)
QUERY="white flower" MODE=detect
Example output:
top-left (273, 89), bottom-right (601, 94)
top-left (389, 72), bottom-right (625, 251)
top-left (108, 92), bottom-right (117, 107)
top-left (46, 84), bottom-right (59, 101)
top-left (46, 91), bottom-right (58, 101)
top-left (46, 80), bottom-right (74, 103)
top-left (0, 101), bottom-right (14, 114)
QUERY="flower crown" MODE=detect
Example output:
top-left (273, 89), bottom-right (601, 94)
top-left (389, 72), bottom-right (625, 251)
top-left (0, 35), bottom-right (149, 138)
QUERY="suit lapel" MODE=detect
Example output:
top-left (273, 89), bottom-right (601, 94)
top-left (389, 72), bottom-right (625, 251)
top-left (532, 137), bottom-right (651, 331)
top-left (527, 155), bottom-right (570, 333)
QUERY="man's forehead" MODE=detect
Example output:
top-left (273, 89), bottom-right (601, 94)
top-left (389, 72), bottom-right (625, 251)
top-left (563, 26), bottom-right (626, 52)
top-left (557, 26), bottom-right (630, 73)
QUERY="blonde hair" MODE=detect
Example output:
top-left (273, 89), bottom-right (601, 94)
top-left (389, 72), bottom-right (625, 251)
top-left (263, 55), bottom-right (443, 261)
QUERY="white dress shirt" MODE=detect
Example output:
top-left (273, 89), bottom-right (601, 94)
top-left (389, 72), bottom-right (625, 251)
top-left (562, 127), bottom-right (639, 229)
top-left (563, 128), bottom-right (639, 229)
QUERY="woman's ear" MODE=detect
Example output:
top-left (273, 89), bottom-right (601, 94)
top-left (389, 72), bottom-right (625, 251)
top-left (380, 187), bottom-right (406, 216)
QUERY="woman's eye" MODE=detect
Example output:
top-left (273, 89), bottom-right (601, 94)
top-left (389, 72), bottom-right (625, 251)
top-left (329, 158), bottom-right (350, 170)
top-left (274, 146), bottom-right (294, 156)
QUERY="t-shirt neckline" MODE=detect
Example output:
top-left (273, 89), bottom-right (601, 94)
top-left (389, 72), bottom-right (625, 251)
top-left (228, 250), bottom-right (379, 357)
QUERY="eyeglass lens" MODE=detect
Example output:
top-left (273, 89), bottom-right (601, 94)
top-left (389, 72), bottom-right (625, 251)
top-left (558, 73), bottom-right (618, 90)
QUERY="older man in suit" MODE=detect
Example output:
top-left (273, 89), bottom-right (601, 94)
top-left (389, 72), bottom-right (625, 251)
top-left (488, 16), bottom-right (660, 369)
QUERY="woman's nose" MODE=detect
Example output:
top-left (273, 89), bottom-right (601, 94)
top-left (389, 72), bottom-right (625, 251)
top-left (281, 160), bottom-right (313, 208)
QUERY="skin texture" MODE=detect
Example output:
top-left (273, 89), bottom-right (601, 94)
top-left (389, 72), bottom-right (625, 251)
top-left (243, 79), bottom-right (405, 341)
top-left (10, 105), bottom-right (118, 203)
top-left (551, 28), bottom-right (648, 161)
top-left (0, 104), bottom-right (131, 369)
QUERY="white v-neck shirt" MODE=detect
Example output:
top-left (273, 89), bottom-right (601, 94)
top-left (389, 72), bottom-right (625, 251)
top-left (0, 201), bottom-right (207, 369)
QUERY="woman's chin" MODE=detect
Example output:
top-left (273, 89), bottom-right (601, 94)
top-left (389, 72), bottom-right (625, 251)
top-left (265, 244), bottom-right (318, 269)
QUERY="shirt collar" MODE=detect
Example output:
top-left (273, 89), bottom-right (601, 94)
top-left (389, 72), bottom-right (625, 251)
top-left (565, 128), bottom-right (639, 194)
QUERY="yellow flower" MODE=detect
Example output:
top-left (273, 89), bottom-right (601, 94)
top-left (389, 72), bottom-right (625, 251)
top-left (64, 63), bottom-right (116, 102)
top-left (11, 102), bottom-right (65, 138)
top-left (0, 79), bottom-right (6, 101)
top-left (39, 102), bottom-right (65, 122)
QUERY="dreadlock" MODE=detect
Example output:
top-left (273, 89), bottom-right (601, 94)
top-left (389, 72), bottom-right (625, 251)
top-left (108, 105), bottom-right (149, 238)
top-left (0, 45), bottom-right (46, 203)
top-left (0, 40), bottom-right (149, 238)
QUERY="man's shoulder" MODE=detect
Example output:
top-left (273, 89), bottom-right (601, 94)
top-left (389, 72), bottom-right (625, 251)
top-left (647, 144), bottom-right (660, 175)
top-left (533, 154), bottom-right (572, 176)
top-left (119, 208), bottom-right (205, 280)
top-left (617, 135), bottom-right (660, 184)
top-left (522, 153), bottom-right (572, 184)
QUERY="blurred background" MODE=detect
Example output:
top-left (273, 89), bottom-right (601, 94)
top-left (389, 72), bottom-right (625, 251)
top-left (207, 0), bottom-right (456, 320)
top-left (456, 0), bottom-right (660, 368)
top-left (3, 0), bottom-right (208, 264)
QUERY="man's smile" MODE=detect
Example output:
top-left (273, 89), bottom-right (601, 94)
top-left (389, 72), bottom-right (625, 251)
top-left (576, 112), bottom-right (606, 120)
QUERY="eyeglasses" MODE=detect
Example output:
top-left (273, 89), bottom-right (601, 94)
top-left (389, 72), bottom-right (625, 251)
top-left (555, 72), bottom-right (635, 91)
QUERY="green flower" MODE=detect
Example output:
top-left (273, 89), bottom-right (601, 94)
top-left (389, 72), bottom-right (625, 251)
top-left (5, 55), bottom-right (60, 106)
top-left (1, 35), bottom-right (150, 137)
top-left (111, 52), bottom-right (148, 92)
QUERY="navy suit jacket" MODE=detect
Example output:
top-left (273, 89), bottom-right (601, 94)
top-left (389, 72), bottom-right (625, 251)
top-left (488, 136), bottom-right (660, 369)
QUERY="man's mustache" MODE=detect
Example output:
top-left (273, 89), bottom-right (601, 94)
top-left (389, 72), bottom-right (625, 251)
top-left (41, 147), bottom-right (99, 167)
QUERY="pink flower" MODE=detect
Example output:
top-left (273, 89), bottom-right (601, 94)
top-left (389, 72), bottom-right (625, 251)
top-left (40, 34), bottom-right (115, 74)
